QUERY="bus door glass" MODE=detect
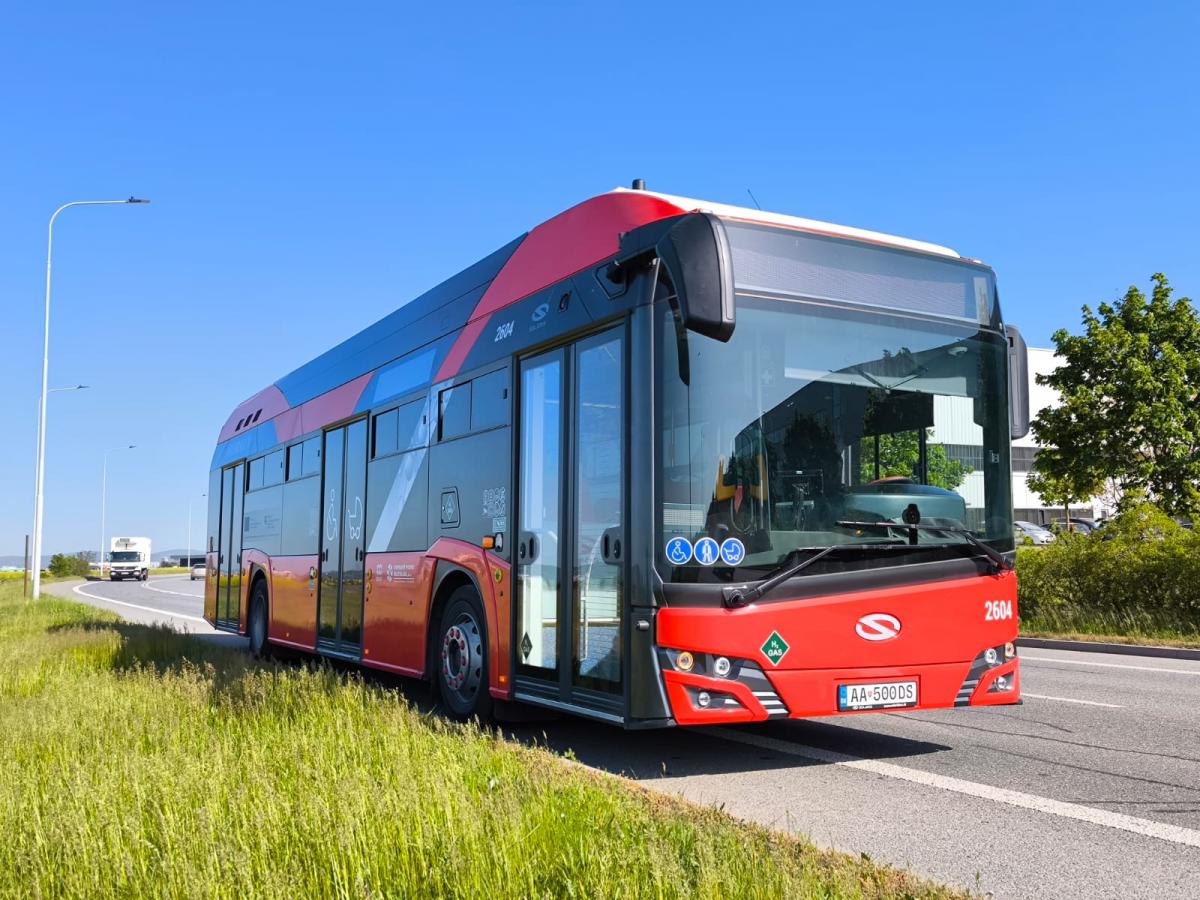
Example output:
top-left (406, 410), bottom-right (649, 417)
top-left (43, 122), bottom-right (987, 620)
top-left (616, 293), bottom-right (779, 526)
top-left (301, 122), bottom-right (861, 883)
top-left (571, 330), bottom-right (624, 694)
top-left (516, 348), bottom-right (564, 681)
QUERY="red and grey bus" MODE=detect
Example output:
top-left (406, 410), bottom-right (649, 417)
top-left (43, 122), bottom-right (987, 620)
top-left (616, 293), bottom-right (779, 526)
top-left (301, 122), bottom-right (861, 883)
top-left (204, 183), bottom-right (1031, 727)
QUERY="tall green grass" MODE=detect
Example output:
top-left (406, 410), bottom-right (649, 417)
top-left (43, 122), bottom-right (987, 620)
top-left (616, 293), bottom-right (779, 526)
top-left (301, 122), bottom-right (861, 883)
top-left (0, 583), bottom-right (961, 899)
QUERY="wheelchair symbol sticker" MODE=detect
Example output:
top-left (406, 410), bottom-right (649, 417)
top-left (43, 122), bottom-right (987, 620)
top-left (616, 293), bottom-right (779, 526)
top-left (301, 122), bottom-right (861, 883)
top-left (694, 537), bottom-right (720, 566)
top-left (720, 538), bottom-right (746, 566)
top-left (665, 537), bottom-right (693, 565)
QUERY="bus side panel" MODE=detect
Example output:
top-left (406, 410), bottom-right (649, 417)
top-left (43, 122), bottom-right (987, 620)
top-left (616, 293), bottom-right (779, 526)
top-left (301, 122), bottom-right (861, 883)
top-left (362, 551), bottom-right (436, 676)
top-left (426, 538), bottom-right (512, 700)
top-left (268, 554), bottom-right (318, 650)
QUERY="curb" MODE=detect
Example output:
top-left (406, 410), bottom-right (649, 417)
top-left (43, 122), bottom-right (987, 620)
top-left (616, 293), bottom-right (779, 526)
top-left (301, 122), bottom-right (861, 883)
top-left (1018, 636), bottom-right (1200, 661)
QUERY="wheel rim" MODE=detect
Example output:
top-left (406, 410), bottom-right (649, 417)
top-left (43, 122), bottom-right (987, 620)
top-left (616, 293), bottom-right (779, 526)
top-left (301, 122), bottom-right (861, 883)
top-left (441, 611), bottom-right (483, 707)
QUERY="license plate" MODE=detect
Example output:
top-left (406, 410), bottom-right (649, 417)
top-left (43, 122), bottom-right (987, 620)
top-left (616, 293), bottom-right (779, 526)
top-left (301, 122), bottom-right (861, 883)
top-left (838, 680), bottom-right (918, 711)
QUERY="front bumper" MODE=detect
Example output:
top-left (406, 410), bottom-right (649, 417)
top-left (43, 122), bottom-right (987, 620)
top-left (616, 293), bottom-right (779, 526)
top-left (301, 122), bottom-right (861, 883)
top-left (662, 652), bottom-right (1020, 725)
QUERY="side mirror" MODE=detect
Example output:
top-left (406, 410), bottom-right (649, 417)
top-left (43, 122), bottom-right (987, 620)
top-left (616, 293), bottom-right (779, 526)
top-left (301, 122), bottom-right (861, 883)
top-left (1007, 324), bottom-right (1030, 439)
top-left (655, 212), bottom-right (736, 342)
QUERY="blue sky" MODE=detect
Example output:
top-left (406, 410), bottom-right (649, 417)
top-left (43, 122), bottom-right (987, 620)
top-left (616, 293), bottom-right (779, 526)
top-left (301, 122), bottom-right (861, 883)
top-left (1, 2), bottom-right (1197, 558)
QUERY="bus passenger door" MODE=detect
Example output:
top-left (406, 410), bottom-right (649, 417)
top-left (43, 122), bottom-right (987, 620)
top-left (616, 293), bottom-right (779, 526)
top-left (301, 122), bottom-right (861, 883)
top-left (318, 419), bottom-right (367, 656)
top-left (217, 462), bottom-right (244, 630)
top-left (515, 326), bottom-right (626, 716)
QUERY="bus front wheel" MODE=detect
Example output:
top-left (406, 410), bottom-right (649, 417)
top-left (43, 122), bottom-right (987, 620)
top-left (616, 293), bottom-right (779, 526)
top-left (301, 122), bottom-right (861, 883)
top-left (436, 586), bottom-right (492, 720)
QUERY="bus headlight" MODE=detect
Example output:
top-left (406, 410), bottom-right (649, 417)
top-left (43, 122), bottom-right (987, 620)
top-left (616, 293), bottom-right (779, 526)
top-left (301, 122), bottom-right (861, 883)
top-left (675, 650), bottom-right (695, 672)
top-left (984, 647), bottom-right (998, 666)
top-left (1004, 642), bottom-right (1016, 659)
top-left (713, 656), bottom-right (732, 678)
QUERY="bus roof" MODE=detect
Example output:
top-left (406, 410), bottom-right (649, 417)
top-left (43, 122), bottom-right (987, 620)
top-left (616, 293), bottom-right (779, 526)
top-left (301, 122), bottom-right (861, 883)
top-left (611, 187), bottom-right (963, 259)
top-left (213, 187), bottom-right (973, 465)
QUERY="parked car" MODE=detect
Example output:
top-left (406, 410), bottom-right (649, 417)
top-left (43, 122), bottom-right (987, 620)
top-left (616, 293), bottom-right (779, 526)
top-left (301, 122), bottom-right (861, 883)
top-left (1014, 520), bottom-right (1056, 545)
top-left (190, 562), bottom-right (207, 581)
top-left (1049, 518), bottom-right (1096, 535)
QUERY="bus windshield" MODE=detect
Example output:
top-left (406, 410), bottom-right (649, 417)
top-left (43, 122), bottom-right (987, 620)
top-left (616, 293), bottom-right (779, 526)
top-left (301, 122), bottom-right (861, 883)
top-left (657, 294), bottom-right (1013, 580)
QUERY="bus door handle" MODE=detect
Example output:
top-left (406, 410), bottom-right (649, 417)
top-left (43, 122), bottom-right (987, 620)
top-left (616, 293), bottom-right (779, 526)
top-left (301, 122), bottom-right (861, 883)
top-left (601, 526), bottom-right (622, 564)
top-left (517, 533), bottom-right (538, 563)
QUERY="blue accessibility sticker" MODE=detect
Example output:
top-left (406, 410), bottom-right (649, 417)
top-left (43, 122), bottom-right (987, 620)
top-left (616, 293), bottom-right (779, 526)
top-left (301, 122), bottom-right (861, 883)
top-left (664, 536), bottom-right (693, 565)
top-left (719, 537), bottom-right (746, 566)
top-left (693, 537), bottom-right (720, 566)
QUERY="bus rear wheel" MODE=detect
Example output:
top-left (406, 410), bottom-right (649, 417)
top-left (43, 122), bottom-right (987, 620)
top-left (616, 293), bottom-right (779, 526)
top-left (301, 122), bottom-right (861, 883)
top-left (436, 586), bottom-right (492, 720)
top-left (248, 579), bottom-right (271, 659)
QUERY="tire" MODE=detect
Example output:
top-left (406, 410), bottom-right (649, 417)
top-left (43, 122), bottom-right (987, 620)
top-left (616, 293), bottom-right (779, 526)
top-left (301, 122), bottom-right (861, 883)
top-left (110, 575), bottom-right (117, 582)
top-left (435, 586), bottom-right (492, 720)
top-left (141, 570), bottom-right (149, 582)
top-left (247, 579), bottom-right (271, 659)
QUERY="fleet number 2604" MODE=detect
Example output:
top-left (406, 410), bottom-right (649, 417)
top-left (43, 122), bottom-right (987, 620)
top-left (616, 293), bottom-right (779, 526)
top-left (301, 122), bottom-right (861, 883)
top-left (985, 600), bottom-right (1014, 621)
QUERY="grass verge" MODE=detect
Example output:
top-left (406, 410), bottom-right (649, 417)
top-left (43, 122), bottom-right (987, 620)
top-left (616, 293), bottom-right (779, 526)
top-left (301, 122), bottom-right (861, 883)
top-left (0, 582), bottom-right (963, 899)
top-left (1020, 623), bottom-right (1200, 650)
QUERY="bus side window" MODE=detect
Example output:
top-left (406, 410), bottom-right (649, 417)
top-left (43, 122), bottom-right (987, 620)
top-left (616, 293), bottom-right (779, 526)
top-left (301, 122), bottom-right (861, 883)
top-left (471, 368), bottom-right (509, 431)
top-left (438, 382), bottom-right (471, 441)
top-left (302, 436), bottom-right (322, 477)
top-left (248, 457), bottom-right (265, 491)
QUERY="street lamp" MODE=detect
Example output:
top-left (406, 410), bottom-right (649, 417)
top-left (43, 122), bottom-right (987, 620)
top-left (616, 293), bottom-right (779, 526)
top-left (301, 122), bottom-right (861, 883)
top-left (31, 197), bottom-right (149, 599)
top-left (99, 445), bottom-right (137, 579)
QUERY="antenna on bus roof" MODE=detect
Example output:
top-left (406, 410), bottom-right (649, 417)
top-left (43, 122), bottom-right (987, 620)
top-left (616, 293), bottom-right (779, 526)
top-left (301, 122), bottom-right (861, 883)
top-left (631, 178), bottom-right (646, 190)
top-left (746, 188), bottom-right (762, 210)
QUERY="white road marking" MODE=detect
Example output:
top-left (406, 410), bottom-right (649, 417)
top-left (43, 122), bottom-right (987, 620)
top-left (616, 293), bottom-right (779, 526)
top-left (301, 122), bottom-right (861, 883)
top-left (141, 580), bottom-right (206, 600)
top-left (1023, 655), bottom-right (1200, 676)
top-left (73, 583), bottom-right (208, 625)
top-left (1021, 692), bottom-right (1124, 708)
top-left (710, 729), bottom-right (1200, 850)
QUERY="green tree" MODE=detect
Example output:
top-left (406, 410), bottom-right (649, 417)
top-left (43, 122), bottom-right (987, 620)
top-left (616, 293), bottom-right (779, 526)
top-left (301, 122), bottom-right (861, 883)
top-left (859, 430), bottom-right (970, 491)
top-left (1031, 274), bottom-right (1200, 519)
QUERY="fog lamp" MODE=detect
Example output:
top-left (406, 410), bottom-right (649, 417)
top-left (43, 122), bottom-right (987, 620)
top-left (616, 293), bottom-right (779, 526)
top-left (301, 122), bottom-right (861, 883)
top-left (676, 651), bottom-right (694, 672)
top-left (994, 675), bottom-right (1011, 692)
top-left (697, 691), bottom-right (712, 708)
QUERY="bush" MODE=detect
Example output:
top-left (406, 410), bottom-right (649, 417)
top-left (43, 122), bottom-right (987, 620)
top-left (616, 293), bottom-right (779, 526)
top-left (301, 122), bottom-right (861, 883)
top-left (46, 552), bottom-right (93, 578)
top-left (1017, 503), bottom-right (1200, 638)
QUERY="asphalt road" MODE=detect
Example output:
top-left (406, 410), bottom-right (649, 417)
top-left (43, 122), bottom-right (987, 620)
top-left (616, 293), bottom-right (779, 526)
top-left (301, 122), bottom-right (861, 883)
top-left (51, 576), bottom-right (1200, 899)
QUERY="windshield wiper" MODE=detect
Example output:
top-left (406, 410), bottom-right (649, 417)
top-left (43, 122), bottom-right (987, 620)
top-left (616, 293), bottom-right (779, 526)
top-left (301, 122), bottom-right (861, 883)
top-left (835, 520), bottom-right (1013, 574)
top-left (722, 541), bottom-right (909, 608)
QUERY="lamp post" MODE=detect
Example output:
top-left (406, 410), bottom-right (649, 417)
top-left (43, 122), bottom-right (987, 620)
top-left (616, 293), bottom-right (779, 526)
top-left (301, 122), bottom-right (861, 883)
top-left (31, 198), bottom-right (149, 599)
top-left (24, 385), bottom-right (89, 595)
top-left (99, 445), bottom-right (137, 579)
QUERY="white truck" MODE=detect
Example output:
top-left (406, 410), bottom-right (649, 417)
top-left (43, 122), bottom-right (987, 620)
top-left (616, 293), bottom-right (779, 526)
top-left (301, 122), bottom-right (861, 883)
top-left (109, 536), bottom-right (152, 581)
